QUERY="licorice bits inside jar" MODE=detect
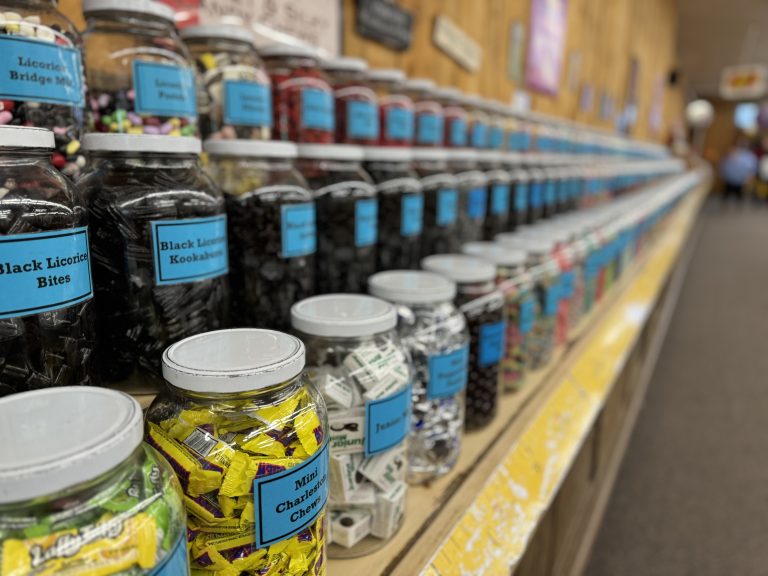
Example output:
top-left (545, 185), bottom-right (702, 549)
top-left (146, 329), bottom-right (329, 575)
top-left (403, 78), bottom-right (443, 148)
top-left (369, 271), bottom-right (468, 483)
top-left (181, 23), bottom-right (272, 140)
top-left (367, 69), bottom-right (414, 147)
top-left (0, 1), bottom-right (85, 178)
top-left (421, 255), bottom-right (505, 431)
top-left (433, 87), bottom-right (468, 148)
top-left (0, 387), bottom-right (190, 574)
top-left (363, 146), bottom-right (423, 271)
top-left (291, 294), bottom-right (411, 557)
top-left (413, 147), bottom-right (460, 258)
top-left (297, 144), bottom-right (377, 294)
top-left (479, 150), bottom-right (512, 241)
top-left (78, 134), bottom-right (229, 389)
top-left (0, 126), bottom-right (94, 396)
top-left (262, 44), bottom-right (334, 144)
top-left (205, 139), bottom-right (314, 332)
top-left (82, 0), bottom-right (198, 137)
top-left (450, 148), bottom-right (488, 244)
top-left (322, 57), bottom-right (379, 146)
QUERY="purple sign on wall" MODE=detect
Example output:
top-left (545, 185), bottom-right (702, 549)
top-left (526, 0), bottom-right (568, 96)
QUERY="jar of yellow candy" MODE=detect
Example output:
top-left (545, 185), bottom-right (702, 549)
top-left (146, 328), bottom-right (329, 575)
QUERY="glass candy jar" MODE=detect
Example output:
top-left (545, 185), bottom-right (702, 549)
top-left (413, 148), bottom-right (460, 258)
top-left (403, 78), bottom-right (443, 147)
top-left (433, 87), bottom-right (467, 148)
top-left (450, 148), bottom-right (488, 243)
top-left (367, 69), bottom-right (414, 147)
top-left (464, 94), bottom-right (489, 149)
top-left (509, 167), bottom-right (530, 232)
top-left (322, 57), bottom-right (378, 145)
top-left (479, 150), bottom-right (512, 240)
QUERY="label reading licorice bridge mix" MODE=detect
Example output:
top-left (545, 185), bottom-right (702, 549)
top-left (365, 385), bottom-right (411, 457)
top-left (478, 320), bottom-right (506, 367)
top-left (428, 345), bottom-right (469, 399)
top-left (400, 194), bottom-right (424, 237)
top-left (436, 188), bottom-right (459, 226)
top-left (0, 227), bottom-right (92, 319)
top-left (223, 80), bottom-right (272, 127)
top-left (151, 216), bottom-right (228, 285)
top-left (355, 198), bottom-right (378, 247)
top-left (281, 203), bottom-right (316, 258)
top-left (133, 60), bottom-right (197, 118)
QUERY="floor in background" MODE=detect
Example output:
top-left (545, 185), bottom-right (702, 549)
top-left (586, 199), bottom-right (768, 576)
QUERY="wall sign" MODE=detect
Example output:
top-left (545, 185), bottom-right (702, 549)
top-left (526, 0), bottom-right (568, 95)
top-left (433, 15), bottom-right (482, 72)
top-left (356, 0), bottom-right (413, 51)
top-left (719, 64), bottom-right (768, 101)
top-left (507, 22), bottom-right (526, 83)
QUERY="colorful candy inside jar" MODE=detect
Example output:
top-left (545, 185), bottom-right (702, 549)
top-left (322, 57), bottom-right (379, 145)
top-left (367, 68), bottom-right (414, 147)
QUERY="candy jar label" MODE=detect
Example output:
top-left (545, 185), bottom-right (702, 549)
top-left (0, 227), bottom-right (93, 319)
top-left (151, 535), bottom-right (190, 575)
top-left (515, 184), bottom-right (529, 212)
top-left (400, 194), bottom-right (424, 237)
top-left (427, 345), bottom-right (469, 399)
top-left (436, 188), bottom-right (459, 226)
top-left (557, 181), bottom-right (568, 203)
top-left (467, 187), bottom-right (487, 220)
top-left (545, 181), bottom-right (556, 207)
top-left (530, 182), bottom-right (543, 208)
top-left (365, 385), bottom-right (411, 456)
top-left (223, 80), bottom-right (272, 127)
top-left (150, 215), bottom-right (229, 285)
top-left (281, 203), bottom-right (317, 258)
top-left (470, 122), bottom-right (487, 148)
top-left (560, 270), bottom-right (575, 298)
top-left (489, 126), bottom-right (504, 150)
top-left (355, 199), bottom-right (378, 247)
top-left (490, 184), bottom-right (510, 216)
top-left (301, 87), bottom-right (334, 131)
top-left (519, 297), bottom-right (536, 334)
top-left (544, 282), bottom-right (560, 316)
top-left (347, 100), bottom-right (379, 139)
top-left (416, 113), bottom-right (443, 145)
top-left (385, 107), bottom-right (415, 141)
top-left (449, 118), bottom-right (467, 146)
top-left (0, 36), bottom-right (84, 107)
top-left (252, 441), bottom-right (329, 548)
top-left (133, 61), bottom-right (197, 118)
top-left (478, 320), bottom-right (506, 367)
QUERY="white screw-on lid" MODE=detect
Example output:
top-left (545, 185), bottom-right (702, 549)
top-left (412, 148), bottom-right (449, 162)
top-left (291, 294), bottom-right (397, 337)
top-left (369, 270), bottom-right (456, 304)
top-left (433, 86), bottom-right (462, 100)
top-left (162, 329), bottom-right (305, 393)
top-left (462, 241), bottom-right (527, 267)
top-left (83, 134), bottom-right (201, 155)
top-left (403, 78), bottom-right (436, 92)
top-left (321, 56), bottom-right (368, 72)
top-left (259, 43), bottom-right (320, 59)
top-left (83, 0), bottom-right (175, 21)
top-left (422, 254), bottom-right (496, 284)
top-left (496, 233), bottom-right (555, 256)
top-left (298, 144), bottom-right (364, 162)
top-left (0, 126), bottom-right (54, 149)
top-left (363, 146), bottom-right (413, 162)
top-left (180, 23), bottom-right (255, 45)
top-left (204, 139), bottom-right (297, 158)
top-left (0, 387), bottom-right (143, 504)
top-left (478, 150), bottom-right (504, 164)
top-left (367, 68), bottom-right (406, 83)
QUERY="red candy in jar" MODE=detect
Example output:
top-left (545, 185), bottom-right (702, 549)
top-left (367, 69), bottom-right (414, 147)
top-left (434, 87), bottom-right (468, 148)
top-left (403, 78), bottom-right (444, 148)
top-left (321, 57), bottom-right (378, 145)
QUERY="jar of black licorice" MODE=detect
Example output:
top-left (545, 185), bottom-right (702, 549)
top-left (363, 147), bottom-right (423, 271)
top-left (78, 134), bottom-right (229, 389)
top-left (526, 167), bottom-right (545, 224)
top-left (297, 144), bottom-right (377, 294)
top-left (413, 148), bottom-right (460, 258)
top-left (369, 271), bottom-right (468, 483)
top-left (509, 167), bottom-right (530, 232)
top-left (479, 150), bottom-right (512, 241)
top-left (0, 126), bottom-right (94, 396)
top-left (450, 148), bottom-right (488, 244)
top-left (322, 57), bottom-right (379, 146)
top-left (421, 255), bottom-right (505, 431)
top-left (205, 139), bottom-right (314, 331)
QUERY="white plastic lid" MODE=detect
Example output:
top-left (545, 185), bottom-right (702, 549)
top-left (478, 150), bottom-right (504, 164)
top-left (259, 43), bottom-right (320, 59)
top-left (496, 233), bottom-right (555, 256)
top-left (83, 0), bottom-right (175, 21)
top-left (412, 148), bottom-right (449, 162)
top-left (291, 294), bottom-right (397, 337)
top-left (204, 139), bottom-right (297, 158)
top-left (0, 126), bottom-right (54, 149)
top-left (450, 148), bottom-right (478, 162)
top-left (321, 56), bottom-right (368, 72)
top-left (162, 329), bottom-right (305, 393)
top-left (403, 78), bottom-right (435, 92)
top-left (369, 270), bottom-right (456, 304)
top-left (82, 134), bottom-right (201, 154)
top-left (363, 146), bottom-right (412, 162)
top-left (422, 254), bottom-right (496, 284)
top-left (462, 242), bottom-right (527, 267)
top-left (0, 387), bottom-right (143, 504)
top-left (180, 23), bottom-right (255, 45)
top-left (297, 144), bottom-right (364, 162)
top-left (367, 68), bottom-right (406, 83)
top-left (433, 87), bottom-right (462, 100)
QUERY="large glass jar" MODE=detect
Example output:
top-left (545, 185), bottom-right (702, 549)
top-left (0, 387), bottom-right (189, 574)
top-left (464, 94), bottom-right (489, 149)
top-left (83, 0), bottom-right (197, 137)
top-left (421, 255), bottom-right (504, 430)
top-left (434, 87), bottom-right (467, 148)
top-left (413, 148), bottom-right (460, 258)
top-left (368, 271), bottom-right (467, 483)
top-left (479, 151), bottom-right (512, 240)
top-left (367, 69), bottom-right (414, 147)
top-left (451, 148), bottom-right (488, 243)
top-left (291, 295), bottom-right (411, 557)
top-left (403, 78), bottom-right (443, 147)
top-left (78, 134), bottom-right (229, 390)
top-left (205, 139), bottom-right (314, 332)
top-left (181, 24), bottom-right (272, 140)
top-left (261, 44), bottom-right (334, 144)
top-left (0, 0), bottom-right (85, 178)
top-left (146, 328), bottom-right (329, 575)
top-left (363, 147), bottom-right (423, 271)
top-left (322, 57), bottom-right (378, 145)
top-left (0, 126), bottom-right (94, 395)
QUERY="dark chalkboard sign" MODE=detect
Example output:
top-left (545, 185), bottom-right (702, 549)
top-left (356, 0), bottom-right (413, 52)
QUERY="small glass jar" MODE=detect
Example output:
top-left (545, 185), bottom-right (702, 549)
top-left (261, 44), bottom-right (334, 144)
top-left (367, 69), bottom-right (414, 147)
top-left (486, 101), bottom-right (506, 151)
top-left (403, 78), bottom-right (443, 147)
top-left (0, 126), bottom-right (94, 395)
top-left (363, 147), bottom-right (423, 271)
top-left (526, 167), bottom-right (545, 224)
top-left (421, 255), bottom-right (505, 430)
top-left (542, 167), bottom-right (558, 219)
top-left (368, 271), bottom-right (467, 483)
top-left (509, 167), bottom-right (530, 232)
top-left (464, 94), bottom-right (489, 149)
top-left (479, 150), bottom-right (512, 240)
top-left (291, 294), bottom-right (410, 557)
top-left (181, 24), bottom-right (272, 140)
top-left (205, 139), bottom-right (314, 332)
top-left (0, 0), bottom-right (85, 178)
top-left (83, 0), bottom-right (198, 137)
top-left (322, 57), bottom-right (379, 145)
top-left (297, 144), bottom-right (377, 294)
top-left (0, 387), bottom-right (188, 574)
top-left (413, 148), bottom-right (461, 257)
top-left (78, 134), bottom-right (229, 389)
top-left (433, 87), bottom-right (468, 148)
top-left (146, 328), bottom-right (329, 575)
top-left (451, 148), bottom-right (488, 243)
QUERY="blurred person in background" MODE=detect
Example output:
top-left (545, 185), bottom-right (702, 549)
top-left (719, 136), bottom-right (757, 200)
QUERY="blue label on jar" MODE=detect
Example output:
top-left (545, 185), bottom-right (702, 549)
top-left (530, 182), bottom-right (543, 208)
top-left (223, 80), bottom-right (272, 127)
top-left (355, 198), bottom-right (378, 247)
top-left (427, 344), bottom-right (469, 399)
top-left (281, 203), bottom-right (316, 258)
top-left (301, 87), bottom-right (334, 131)
top-left (519, 298), bottom-right (536, 334)
top-left (151, 216), bottom-right (228, 285)
top-left (347, 100), bottom-right (378, 139)
top-left (150, 535), bottom-right (189, 575)
top-left (437, 188), bottom-right (459, 226)
top-left (449, 118), bottom-right (467, 146)
top-left (0, 227), bottom-right (92, 320)
top-left (467, 187), bottom-right (487, 220)
top-left (365, 385), bottom-right (411, 456)
top-left (515, 183), bottom-right (529, 212)
top-left (478, 320), bottom-right (506, 367)
top-left (133, 60), bottom-right (197, 117)
top-left (417, 113), bottom-right (443, 145)
top-left (557, 182), bottom-right (568, 204)
top-left (0, 35), bottom-right (84, 107)
top-left (544, 181), bottom-right (556, 206)
top-left (470, 122), bottom-right (487, 148)
top-left (252, 441), bottom-right (329, 548)
top-left (560, 270), bottom-right (575, 298)
top-left (400, 194), bottom-right (424, 237)
top-left (385, 107), bottom-right (415, 141)
top-left (490, 184), bottom-right (510, 216)
top-left (489, 126), bottom-right (504, 150)
top-left (544, 282), bottom-right (560, 316)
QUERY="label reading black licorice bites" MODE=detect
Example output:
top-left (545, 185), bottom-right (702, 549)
top-left (150, 216), bottom-right (228, 285)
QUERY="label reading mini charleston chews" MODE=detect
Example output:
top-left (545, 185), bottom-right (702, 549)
top-left (151, 216), bottom-right (228, 285)
top-left (0, 227), bottom-right (92, 319)
top-left (133, 60), bottom-right (197, 118)
top-left (223, 80), bottom-right (272, 127)
top-left (428, 345), bottom-right (469, 399)
top-left (281, 203), bottom-right (316, 258)
top-left (365, 385), bottom-right (411, 457)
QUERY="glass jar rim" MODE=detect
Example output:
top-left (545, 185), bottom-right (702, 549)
top-left (83, 0), bottom-right (175, 22)
top-left (83, 134), bottom-right (201, 155)
top-left (205, 139), bottom-right (297, 159)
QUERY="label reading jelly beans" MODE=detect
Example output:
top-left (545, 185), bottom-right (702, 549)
top-left (347, 101), bottom-right (378, 140)
top-left (385, 108), bottom-right (415, 141)
top-left (281, 202), bottom-right (316, 258)
top-left (478, 320), bottom-right (506, 367)
top-left (428, 345), bottom-right (469, 399)
top-left (490, 184), bottom-right (510, 215)
top-left (151, 535), bottom-right (189, 575)
top-left (223, 80), bottom-right (272, 127)
top-left (515, 184), bottom-right (529, 212)
top-left (437, 188), bottom-right (459, 226)
top-left (365, 385), bottom-right (411, 456)
top-left (0, 227), bottom-right (92, 319)
top-left (470, 123), bottom-right (487, 148)
top-left (449, 118), bottom-right (467, 146)
top-left (467, 187), bottom-right (488, 220)
top-left (417, 113), bottom-right (443, 145)
top-left (301, 87), bottom-right (334, 131)
top-left (252, 442), bottom-right (329, 548)
top-left (151, 216), bottom-right (228, 285)
top-left (400, 194), bottom-right (424, 237)
top-left (133, 61), bottom-right (197, 118)
top-left (0, 36), bottom-right (84, 107)
top-left (519, 298), bottom-right (536, 334)
top-left (355, 198), bottom-right (378, 247)
top-left (489, 126), bottom-right (504, 150)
